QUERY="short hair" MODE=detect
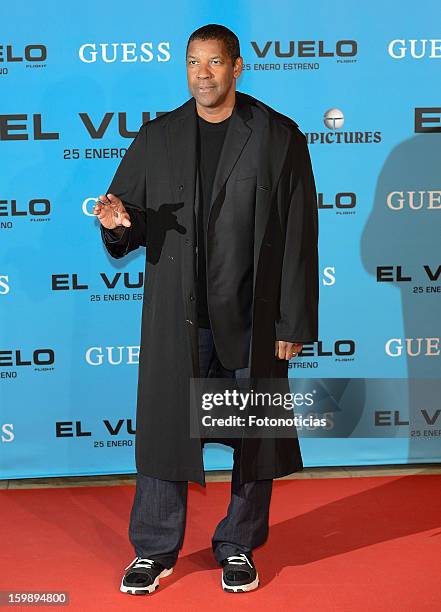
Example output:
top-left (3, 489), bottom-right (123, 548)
top-left (186, 24), bottom-right (240, 65)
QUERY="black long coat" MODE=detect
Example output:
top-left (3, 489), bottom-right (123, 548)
top-left (100, 91), bottom-right (319, 486)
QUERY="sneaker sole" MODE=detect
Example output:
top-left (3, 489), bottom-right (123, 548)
top-left (120, 566), bottom-right (173, 595)
top-left (222, 573), bottom-right (259, 593)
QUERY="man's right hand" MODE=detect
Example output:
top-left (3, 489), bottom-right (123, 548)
top-left (93, 193), bottom-right (132, 230)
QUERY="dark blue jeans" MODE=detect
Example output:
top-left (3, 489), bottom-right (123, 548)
top-left (128, 326), bottom-right (273, 568)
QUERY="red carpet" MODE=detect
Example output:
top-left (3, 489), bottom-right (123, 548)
top-left (1, 475), bottom-right (440, 611)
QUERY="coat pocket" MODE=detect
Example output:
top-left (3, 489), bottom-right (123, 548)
top-left (234, 164), bottom-right (258, 181)
top-left (235, 172), bottom-right (257, 182)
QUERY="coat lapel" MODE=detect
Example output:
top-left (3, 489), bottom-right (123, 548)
top-left (164, 92), bottom-right (255, 292)
top-left (208, 93), bottom-right (253, 215)
top-left (165, 92), bottom-right (254, 222)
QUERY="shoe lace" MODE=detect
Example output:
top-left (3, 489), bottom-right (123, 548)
top-left (226, 553), bottom-right (253, 569)
top-left (125, 557), bottom-right (156, 571)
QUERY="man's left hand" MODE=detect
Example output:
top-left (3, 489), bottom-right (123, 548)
top-left (275, 341), bottom-right (303, 360)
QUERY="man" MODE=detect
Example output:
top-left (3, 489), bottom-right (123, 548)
top-left (94, 24), bottom-right (318, 595)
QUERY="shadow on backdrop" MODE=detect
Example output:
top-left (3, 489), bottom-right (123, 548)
top-left (361, 133), bottom-right (441, 463)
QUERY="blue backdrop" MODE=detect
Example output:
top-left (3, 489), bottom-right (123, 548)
top-left (1, 0), bottom-right (440, 478)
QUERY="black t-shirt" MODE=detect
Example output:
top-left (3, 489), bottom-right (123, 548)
top-left (196, 114), bottom-right (231, 328)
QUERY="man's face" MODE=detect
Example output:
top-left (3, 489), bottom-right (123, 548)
top-left (186, 38), bottom-right (242, 108)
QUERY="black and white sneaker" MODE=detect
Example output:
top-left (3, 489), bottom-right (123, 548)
top-left (120, 557), bottom-right (173, 595)
top-left (221, 553), bottom-right (259, 593)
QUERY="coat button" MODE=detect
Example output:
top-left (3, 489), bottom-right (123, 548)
top-left (178, 184), bottom-right (184, 191)
top-left (189, 294), bottom-right (195, 301)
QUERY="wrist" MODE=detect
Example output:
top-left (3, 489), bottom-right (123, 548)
top-left (108, 225), bottom-right (126, 235)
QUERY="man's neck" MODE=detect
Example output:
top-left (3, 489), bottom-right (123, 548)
top-left (196, 93), bottom-right (236, 123)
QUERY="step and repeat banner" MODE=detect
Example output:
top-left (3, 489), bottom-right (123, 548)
top-left (1, 1), bottom-right (440, 478)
